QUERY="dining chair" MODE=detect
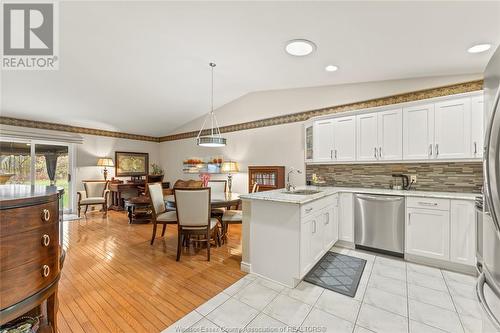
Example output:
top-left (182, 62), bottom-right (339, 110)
top-left (220, 183), bottom-right (258, 242)
top-left (77, 181), bottom-right (109, 217)
top-left (174, 187), bottom-right (219, 261)
top-left (149, 183), bottom-right (177, 245)
top-left (208, 180), bottom-right (228, 216)
top-left (165, 179), bottom-right (203, 211)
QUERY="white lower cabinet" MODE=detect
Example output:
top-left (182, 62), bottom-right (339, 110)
top-left (323, 200), bottom-right (338, 249)
top-left (300, 218), bottom-right (314, 276)
top-left (450, 200), bottom-right (476, 266)
top-left (406, 207), bottom-right (450, 261)
top-left (339, 193), bottom-right (354, 243)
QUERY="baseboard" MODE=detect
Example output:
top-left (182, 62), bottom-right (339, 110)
top-left (240, 261), bottom-right (251, 273)
top-left (405, 254), bottom-right (477, 276)
top-left (334, 240), bottom-right (355, 249)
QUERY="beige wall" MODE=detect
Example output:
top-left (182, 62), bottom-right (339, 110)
top-left (160, 74), bottom-right (482, 193)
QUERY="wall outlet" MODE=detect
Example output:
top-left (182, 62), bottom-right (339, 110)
top-left (410, 175), bottom-right (417, 183)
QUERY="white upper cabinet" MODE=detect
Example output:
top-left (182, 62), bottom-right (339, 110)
top-left (333, 116), bottom-right (356, 161)
top-left (403, 104), bottom-right (435, 160)
top-left (357, 109), bottom-right (403, 161)
top-left (308, 92), bottom-right (483, 163)
top-left (434, 98), bottom-right (471, 160)
top-left (378, 109), bottom-right (403, 160)
top-left (356, 113), bottom-right (378, 161)
top-left (313, 119), bottom-right (334, 162)
top-left (471, 95), bottom-right (485, 158)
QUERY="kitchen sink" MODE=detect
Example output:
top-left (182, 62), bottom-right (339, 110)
top-left (283, 189), bottom-right (321, 195)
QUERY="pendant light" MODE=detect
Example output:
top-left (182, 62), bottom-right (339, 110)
top-left (196, 62), bottom-right (227, 147)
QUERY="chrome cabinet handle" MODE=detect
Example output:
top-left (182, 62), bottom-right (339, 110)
top-left (305, 207), bottom-right (313, 213)
top-left (474, 142), bottom-right (478, 155)
top-left (429, 144), bottom-right (433, 156)
top-left (41, 209), bottom-right (50, 222)
top-left (325, 213), bottom-right (329, 225)
top-left (374, 147), bottom-right (377, 159)
top-left (312, 220), bottom-right (317, 233)
top-left (418, 201), bottom-right (438, 206)
top-left (435, 144), bottom-right (439, 157)
top-left (330, 150), bottom-right (333, 159)
top-left (335, 150), bottom-right (338, 159)
top-left (408, 213), bottom-right (411, 225)
top-left (379, 147), bottom-right (382, 159)
top-left (42, 265), bottom-right (50, 278)
top-left (41, 234), bottom-right (50, 247)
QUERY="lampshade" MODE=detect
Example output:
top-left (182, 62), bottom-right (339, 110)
top-left (97, 158), bottom-right (114, 167)
top-left (221, 161), bottom-right (239, 173)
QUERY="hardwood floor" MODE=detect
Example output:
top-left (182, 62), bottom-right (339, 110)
top-left (57, 211), bottom-right (245, 333)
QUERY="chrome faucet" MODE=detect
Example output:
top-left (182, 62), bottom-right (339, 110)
top-left (286, 168), bottom-right (302, 191)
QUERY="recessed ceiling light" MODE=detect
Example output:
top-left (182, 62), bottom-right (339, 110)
top-left (285, 39), bottom-right (316, 56)
top-left (325, 65), bottom-right (338, 72)
top-left (468, 44), bottom-right (492, 54)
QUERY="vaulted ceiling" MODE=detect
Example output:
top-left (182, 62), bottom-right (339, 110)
top-left (2, 1), bottom-right (499, 136)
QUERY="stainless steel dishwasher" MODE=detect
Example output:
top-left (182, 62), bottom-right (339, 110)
top-left (354, 193), bottom-right (405, 256)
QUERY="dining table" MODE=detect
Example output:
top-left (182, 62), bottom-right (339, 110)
top-left (164, 192), bottom-right (241, 209)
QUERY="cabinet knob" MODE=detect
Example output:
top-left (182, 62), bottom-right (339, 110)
top-left (41, 234), bottom-right (50, 247)
top-left (42, 265), bottom-right (50, 278)
top-left (41, 209), bottom-right (50, 222)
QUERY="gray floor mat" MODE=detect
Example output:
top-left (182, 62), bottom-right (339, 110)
top-left (303, 251), bottom-right (366, 297)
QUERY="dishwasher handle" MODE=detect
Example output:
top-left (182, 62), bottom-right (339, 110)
top-left (355, 194), bottom-right (404, 202)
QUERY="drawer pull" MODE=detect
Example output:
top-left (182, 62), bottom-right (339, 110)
top-left (42, 265), bottom-right (50, 278)
top-left (41, 209), bottom-right (50, 222)
top-left (418, 202), bottom-right (438, 206)
top-left (41, 234), bottom-right (50, 247)
top-left (305, 208), bottom-right (313, 213)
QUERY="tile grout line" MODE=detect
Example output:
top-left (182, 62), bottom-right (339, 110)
top-left (351, 250), bottom-right (375, 332)
top-left (441, 269), bottom-right (468, 333)
top-left (406, 258), bottom-right (410, 333)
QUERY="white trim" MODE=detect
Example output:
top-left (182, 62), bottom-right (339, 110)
top-left (240, 261), bottom-right (251, 273)
top-left (306, 158), bottom-right (482, 165)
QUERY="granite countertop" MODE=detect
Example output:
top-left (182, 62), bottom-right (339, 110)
top-left (239, 186), bottom-right (480, 204)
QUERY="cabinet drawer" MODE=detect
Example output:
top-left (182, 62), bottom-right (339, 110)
top-left (0, 200), bottom-right (58, 237)
top-left (406, 197), bottom-right (450, 211)
top-left (0, 258), bottom-right (59, 309)
top-left (301, 196), bottom-right (331, 219)
top-left (0, 223), bottom-right (60, 271)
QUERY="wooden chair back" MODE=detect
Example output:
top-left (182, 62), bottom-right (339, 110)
top-left (173, 179), bottom-right (203, 189)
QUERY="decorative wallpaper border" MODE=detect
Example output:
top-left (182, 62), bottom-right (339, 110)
top-left (0, 116), bottom-right (160, 142)
top-left (0, 80), bottom-right (483, 143)
top-left (159, 79), bottom-right (483, 142)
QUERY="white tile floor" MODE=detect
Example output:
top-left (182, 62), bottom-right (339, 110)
top-left (163, 247), bottom-right (482, 333)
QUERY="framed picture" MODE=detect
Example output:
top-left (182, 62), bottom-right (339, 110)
top-left (115, 151), bottom-right (149, 177)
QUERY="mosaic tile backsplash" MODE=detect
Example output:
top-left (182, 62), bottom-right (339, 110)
top-left (306, 162), bottom-right (483, 193)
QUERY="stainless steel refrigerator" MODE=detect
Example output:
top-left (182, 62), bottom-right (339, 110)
top-left (478, 45), bottom-right (500, 332)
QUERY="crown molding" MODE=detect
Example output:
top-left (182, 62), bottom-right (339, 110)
top-left (0, 79), bottom-right (483, 143)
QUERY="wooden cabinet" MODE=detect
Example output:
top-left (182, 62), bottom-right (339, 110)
top-left (403, 103), bottom-right (435, 160)
top-left (313, 119), bottom-right (335, 162)
top-left (471, 95), bottom-right (485, 158)
top-left (450, 200), bottom-right (476, 266)
top-left (406, 207), bottom-right (450, 261)
top-left (248, 166), bottom-right (285, 192)
top-left (338, 193), bottom-right (354, 243)
top-left (0, 185), bottom-right (63, 330)
top-left (434, 98), bottom-right (471, 160)
top-left (357, 109), bottom-right (402, 161)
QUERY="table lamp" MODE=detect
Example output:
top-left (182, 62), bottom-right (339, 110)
top-left (97, 158), bottom-right (114, 180)
top-left (221, 161), bottom-right (239, 193)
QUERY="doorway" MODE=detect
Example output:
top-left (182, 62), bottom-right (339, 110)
top-left (0, 139), bottom-right (75, 213)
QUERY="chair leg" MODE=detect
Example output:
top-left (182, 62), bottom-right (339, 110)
top-left (150, 222), bottom-right (157, 245)
top-left (161, 224), bottom-right (167, 237)
top-left (78, 205), bottom-right (81, 218)
top-left (206, 231), bottom-right (210, 261)
top-left (103, 203), bottom-right (107, 217)
top-left (176, 231), bottom-right (182, 261)
top-left (84, 205), bottom-right (88, 216)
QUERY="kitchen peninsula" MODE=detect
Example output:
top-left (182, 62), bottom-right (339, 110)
top-left (240, 186), bottom-right (477, 288)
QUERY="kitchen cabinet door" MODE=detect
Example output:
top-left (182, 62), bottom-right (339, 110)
top-left (311, 217), bottom-right (325, 262)
top-left (434, 98), bottom-right (471, 159)
top-left (450, 200), bottom-right (476, 266)
top-left (356, 113), bottom-right (378, 161)
top-left (314, 119), bottom-right (334, 162)
top-left (339, 193), bottom-right (354, 243)
top-left (300, 219), bottom-right (313, 276)
top-left (406, 208), bottom-right (450, 261)
top-left (471, 95), bottom-right (484, 159)
top-left (403, 104), bottom-right (434, 160)
top-left (305, 124), bottom-right (314, 162)
top-left (378, 108), bottom-right (403, 160)
top-left (333, 116), bottom-right (356, 161)
top-left (323, 206), bottom-right (338, 250)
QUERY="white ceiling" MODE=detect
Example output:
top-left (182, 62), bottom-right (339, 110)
top-left (2, 1), bottom-right (499, 137)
